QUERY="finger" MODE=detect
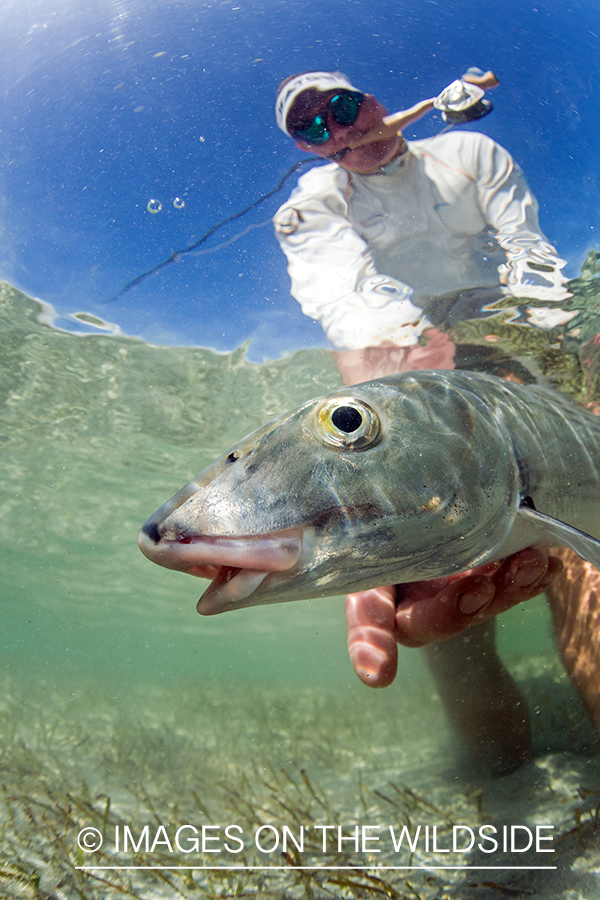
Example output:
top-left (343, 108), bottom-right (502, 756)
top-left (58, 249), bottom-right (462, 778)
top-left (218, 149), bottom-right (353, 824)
top-left (394, 548), bottom-right (563, 649)
top-left (346, 586), bottom-right (398, 687)
top-left (463, 70), bottom-right (500, 90)
top-left (394, 574), bottom-right (496, 648)
top-left (488, 547), bottom-right (563, 613)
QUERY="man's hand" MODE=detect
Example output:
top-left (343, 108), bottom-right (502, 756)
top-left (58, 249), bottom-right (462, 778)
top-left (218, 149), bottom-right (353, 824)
top-left (346, 548), bottom-right (563, 687)
top-left (332, 328), bottom-right (455, 385)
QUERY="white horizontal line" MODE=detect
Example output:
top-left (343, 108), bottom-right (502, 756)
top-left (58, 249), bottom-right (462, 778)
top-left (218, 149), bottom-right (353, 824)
top-left (76, 865), bottom-right (557, 871)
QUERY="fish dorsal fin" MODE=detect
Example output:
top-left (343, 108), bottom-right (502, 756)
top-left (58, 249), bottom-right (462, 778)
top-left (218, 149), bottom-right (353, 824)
top-left (518, 500), bottom-right (600, 570)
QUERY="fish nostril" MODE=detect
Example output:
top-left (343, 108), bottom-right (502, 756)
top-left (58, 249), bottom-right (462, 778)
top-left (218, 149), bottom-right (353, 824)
top-left (226, 450), bottom-right (242, 464)
top-left (142, 520), bottom-right (162, 544)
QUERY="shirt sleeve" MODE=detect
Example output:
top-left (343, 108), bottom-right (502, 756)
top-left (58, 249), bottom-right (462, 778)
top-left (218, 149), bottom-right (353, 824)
top-left (469, 135), bottom-right (571, 301)
top-left (273, 165), bottom-right (430, 349)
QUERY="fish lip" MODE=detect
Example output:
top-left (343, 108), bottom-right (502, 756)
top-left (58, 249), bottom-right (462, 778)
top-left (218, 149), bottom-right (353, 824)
top-left (196, 566), bottom-right (274, 616)
top-left (137, 526), bottom-right (304, 611)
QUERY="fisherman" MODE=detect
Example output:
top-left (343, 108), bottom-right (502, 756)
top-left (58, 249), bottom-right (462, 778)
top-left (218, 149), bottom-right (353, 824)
top-left (274, 70), bottom-right (572, 774)
top-left (274, 69), bottom-right (572, 385)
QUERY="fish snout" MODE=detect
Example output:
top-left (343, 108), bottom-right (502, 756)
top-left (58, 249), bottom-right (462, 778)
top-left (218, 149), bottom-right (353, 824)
top-left (138, 520), bottom-right (304, 609)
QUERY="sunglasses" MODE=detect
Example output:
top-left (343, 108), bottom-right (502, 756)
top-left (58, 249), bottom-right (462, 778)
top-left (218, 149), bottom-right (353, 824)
top-left (291, 90), bottom-right (365, 145)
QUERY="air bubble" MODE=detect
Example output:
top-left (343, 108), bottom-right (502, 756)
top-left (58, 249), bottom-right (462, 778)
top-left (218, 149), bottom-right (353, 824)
top-left (173, 197), bottom-right (185, 209)
top-left (146, 198), bottom-right (162, 214)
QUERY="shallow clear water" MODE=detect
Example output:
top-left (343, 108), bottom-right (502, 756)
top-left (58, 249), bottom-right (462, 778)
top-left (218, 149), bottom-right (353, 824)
top-left (2, 282), bottom-right (600, 899)
top-left (2, 0), bottom-right (600, 894)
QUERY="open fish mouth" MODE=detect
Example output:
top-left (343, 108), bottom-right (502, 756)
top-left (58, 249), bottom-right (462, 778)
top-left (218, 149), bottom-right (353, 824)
top-left (137, 526), bottom-right (303, 615)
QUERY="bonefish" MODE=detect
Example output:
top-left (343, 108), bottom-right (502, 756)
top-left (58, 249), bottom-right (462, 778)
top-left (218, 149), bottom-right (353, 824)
top-left (138, 370), bottom-right (600, 614)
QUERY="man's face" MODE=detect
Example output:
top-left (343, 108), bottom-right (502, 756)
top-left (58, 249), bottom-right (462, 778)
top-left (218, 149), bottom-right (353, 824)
top-left (288, 89), bottom-right (402, 173)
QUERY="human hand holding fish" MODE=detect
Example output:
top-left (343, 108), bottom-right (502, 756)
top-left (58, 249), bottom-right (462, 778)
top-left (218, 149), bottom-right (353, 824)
top-left (138, 369), bottom-right (600, 771)
top-left (346, 547), bottom-right (564, 688)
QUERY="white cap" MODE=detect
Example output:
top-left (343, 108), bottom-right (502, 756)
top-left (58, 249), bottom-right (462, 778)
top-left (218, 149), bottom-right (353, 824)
top-left (275, 71), bottom-right (360, 135)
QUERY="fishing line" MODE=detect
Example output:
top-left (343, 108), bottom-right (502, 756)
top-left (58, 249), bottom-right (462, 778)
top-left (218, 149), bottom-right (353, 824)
top-left (188, 218), bottom-right (273, 258)
top-left (106, 156), bottom-right (323, 302)
top-left (436, 121), bottom-right (457, 136)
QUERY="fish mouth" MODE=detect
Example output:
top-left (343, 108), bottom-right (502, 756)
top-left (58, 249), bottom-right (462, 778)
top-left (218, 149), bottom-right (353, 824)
top-left (137, 526), bottom-right (303, 615)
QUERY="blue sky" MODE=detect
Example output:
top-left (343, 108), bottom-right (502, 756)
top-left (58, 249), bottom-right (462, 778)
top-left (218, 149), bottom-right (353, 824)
top-left (0, 0), bottom-right (599, 359)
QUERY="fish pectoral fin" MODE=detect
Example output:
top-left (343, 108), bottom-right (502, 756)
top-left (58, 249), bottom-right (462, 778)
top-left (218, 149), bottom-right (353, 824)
top-left (518, 502), bottom-right (600, 570)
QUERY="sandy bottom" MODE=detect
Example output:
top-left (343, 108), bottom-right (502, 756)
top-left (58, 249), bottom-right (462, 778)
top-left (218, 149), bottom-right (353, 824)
top-left (1, 655), bottom-right (599, 900)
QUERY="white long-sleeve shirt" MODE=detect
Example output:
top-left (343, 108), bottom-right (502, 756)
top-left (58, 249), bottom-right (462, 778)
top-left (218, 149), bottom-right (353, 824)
top-left (274, 131), bottom-right (570, 349)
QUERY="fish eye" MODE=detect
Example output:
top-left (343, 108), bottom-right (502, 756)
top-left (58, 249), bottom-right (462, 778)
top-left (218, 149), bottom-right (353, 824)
top-left (314, 398), bottom-right (380, 450)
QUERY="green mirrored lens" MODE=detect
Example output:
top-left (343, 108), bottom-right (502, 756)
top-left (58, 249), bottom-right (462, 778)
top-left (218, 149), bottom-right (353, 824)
top-left (295, 115), bottom-right (329, 145)
top-left (329, 92), bottom-right (363, 126)
top-left (292, 91), bottom-right (364, 145)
